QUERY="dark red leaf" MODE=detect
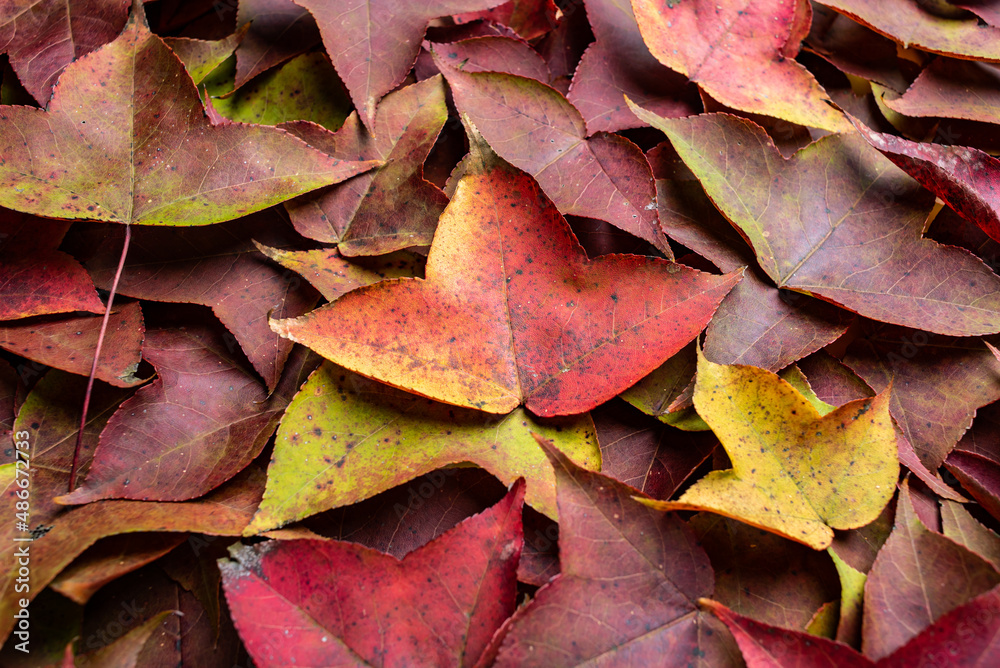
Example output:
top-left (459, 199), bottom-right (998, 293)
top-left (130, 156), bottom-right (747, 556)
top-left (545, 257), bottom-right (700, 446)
top-left (221, 480), bottom-right (525, 667)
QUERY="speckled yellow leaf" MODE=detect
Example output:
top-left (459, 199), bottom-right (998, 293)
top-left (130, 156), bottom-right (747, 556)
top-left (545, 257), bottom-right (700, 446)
top-left (644, 349), bottom-right (898, 550)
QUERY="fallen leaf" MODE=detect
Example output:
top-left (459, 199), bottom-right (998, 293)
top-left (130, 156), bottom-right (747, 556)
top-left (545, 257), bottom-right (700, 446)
top-left (436, 62), bottom-right (673, 253)
top-left (247, 362), bottom-right (597, 532)
top-left (647, 348), bottom-right (898, 550)
top-left (862, 479), bottom-right (1000, 659)
top-left (689, 513), bottom-right (841, 631)
top-left (82, 211), bottom-right (319, 391)
top-left (297, 0), bottom-right (507, 129)
top-left (0, 466), bottom-right (264, 643)
top-left (946, 449), bottom-right (1000, 521)
top-left (254, 243), bottom-right (422, 302)
top-left (0, 7), bottom-right (376, 226)
top-left (300, 467), bottom-right (508, 560)
top-left (492, 438), bottom-right (741, 667)
top-left (0, 301), bottom-right (145, 387)
top-left (427, 35), bottom-right (551, 81)
top-left (816, 0), bottom-right (1000, 60)
top-left (280, 76), bottom-right (450, 255)
top-left (703, 587), bottom-right (1000, 666)
top-left (651, 142), bottom-right (852, 371)
top-left (50, 533), bottom-right (186, 604)
top-left (273, 126), bottom-right (738, 415)
top-left (941, 499), bottom-right (1000, 570)
top-left (853, 117), bottom-right (1000, 243)
top-left (232, 0), bottom-right (320, 90)
top-left (209, 52), bottom-right (352, 130)
top-left (0, 211), bottom-right (105, 320)
top-left (618, 341), bottom-right (710, 431)
top-left (631, 0), bottom-right (851, 133)
top-left (75, 611), bottom-right (176, 668)
top-left (222, 480), bottom-right (525, 667)
top-left (635, 107), bottom-right (1000, 337)
top-left (163, 26), bottom-right (247, 85)
top-left (0, 0), bottom-right (129, 104)
top-left (884, 58), bottom-right (1000, 124)
top-left (806, 5), bottom-right (914, 93)
top-left (593, 400), bottom-right (716, 499)
top-left (566, 0), bottom-right (697, 134)
top-left (843, 321), bottom-right (1000, 469)
top-left (57, 325), bottom-right (314, 504)
top-left (453, 0), bottom-right (557, 40)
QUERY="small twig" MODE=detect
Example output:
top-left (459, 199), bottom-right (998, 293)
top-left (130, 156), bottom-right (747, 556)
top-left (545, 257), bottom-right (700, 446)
top-left (68, 224), bottom-right (132, 492)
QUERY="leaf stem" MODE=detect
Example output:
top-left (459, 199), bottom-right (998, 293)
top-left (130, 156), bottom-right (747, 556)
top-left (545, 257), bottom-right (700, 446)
top-left (68, 224), bottom-right (132, 492)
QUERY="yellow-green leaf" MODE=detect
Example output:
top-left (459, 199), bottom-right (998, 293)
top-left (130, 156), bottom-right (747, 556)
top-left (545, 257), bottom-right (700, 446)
top-left (644, 349), bottom-right (898, 550)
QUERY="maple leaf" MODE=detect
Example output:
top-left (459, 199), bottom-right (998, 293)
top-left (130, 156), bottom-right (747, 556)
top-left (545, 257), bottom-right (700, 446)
top-left (272, 125), bottom-right (738, 415)
top-left (630, 0), bottom-right (852, 133)
top-left (163, 26), bottom-right (247, 85)
top-left (883, 58), bottom-right (1000, 124)
top-left (296, 0), bottom-right (507, 130)
top-left (634, 106), bottom-right (1000, 337)
top-left (0, 211), bottom-right (104, 320)
top-left (82, 211), bottom-right (319, 391)
top-left (566, 0), bottom-right (697, 134)
top-left (56, 323), bottom-right (316, 505)
top-left (491, 438), bottom-right (741, 667)
top-left (816, 0), bottom-right (1000, 60)
top-left (843, 321), bottom-right (1000, 469)
top-left (0, 7), bottom-right (376, 226)
top-left (689, 513), bottom-right (840, 632)
top-left (646, 348), bottom-right (899, 550)
top-left (280, 76), bottom-right (450, 255)
top-left (593, 400), bottom-right (717, 498)
top-left (222, 481), bottom-right (525, 667)
top-left (0, 466), bottom-right (264, 643)
top-left (208, 51), bottom-right (352, 130)
top-left (941, 498), bottom-right (1000, 570)
top-left (703, 586), bottom-right (1000, 667)
top-left (0, 0), bottom-right (129, 104)
top-left (50, 532), bottom-right (186, 604)
top-left (436, 61), bottom-right (673, 253)
top-left (651, 142), bottom-right (852, 371)
top-left (0, 301), bottom-right (144, 387)
top-left (427, 35), bottom-right (552, 81)
top-left (246, 362), bottom-right (598, 533)
top-left (232, 0), bottom-right (321, 90)
top-left (453, 0), bottom-right (558, 41)
top-left (255, 243), bottom-right (422, 301)
top-left (863, 479), bottom-right (1000, 658)
top-left (853, 117), bottom-right (1000, 244)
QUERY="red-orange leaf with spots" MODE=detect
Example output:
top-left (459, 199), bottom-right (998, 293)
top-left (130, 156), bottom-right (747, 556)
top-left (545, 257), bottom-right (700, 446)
top-left (272, 126), bottom-right (739, 416)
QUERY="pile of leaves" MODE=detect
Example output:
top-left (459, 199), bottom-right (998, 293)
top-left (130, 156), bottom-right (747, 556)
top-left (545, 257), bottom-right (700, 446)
top-left (4, 0), bottom-right (1000, 664)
